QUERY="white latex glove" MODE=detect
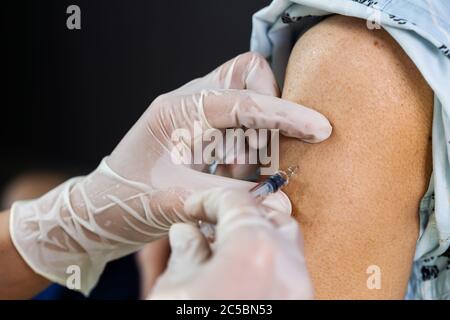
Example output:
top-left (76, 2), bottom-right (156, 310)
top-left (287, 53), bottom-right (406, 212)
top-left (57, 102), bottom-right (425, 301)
top-left (149, 188), bottom-right (313, 300)
top-left (10, 52), bottom-right (330, 295)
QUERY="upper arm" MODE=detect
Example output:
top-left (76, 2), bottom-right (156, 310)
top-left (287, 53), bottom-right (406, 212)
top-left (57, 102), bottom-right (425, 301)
top-left (281, 15), bottom-right (433, 299)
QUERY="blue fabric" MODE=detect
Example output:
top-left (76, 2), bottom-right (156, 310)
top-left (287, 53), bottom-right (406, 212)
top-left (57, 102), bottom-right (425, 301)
top-left (251, 0), bottom-right (450, 299)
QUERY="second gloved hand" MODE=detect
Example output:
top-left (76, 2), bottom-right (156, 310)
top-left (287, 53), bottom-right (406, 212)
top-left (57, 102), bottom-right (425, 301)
top-left (149, 188), bottom-right (313, 300)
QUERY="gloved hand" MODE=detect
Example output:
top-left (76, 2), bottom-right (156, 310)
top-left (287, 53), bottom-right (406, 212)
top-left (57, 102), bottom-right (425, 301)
top-left (149, 188), bottom-right (313, 300)
top-left (10, 52), bottom-right (330, 295)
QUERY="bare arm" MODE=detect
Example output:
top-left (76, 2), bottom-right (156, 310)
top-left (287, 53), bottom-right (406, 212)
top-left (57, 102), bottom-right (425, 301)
top-left (0, 211), bottom-right (50, 299)
top-left (281, 15), bottom-right (433, 299)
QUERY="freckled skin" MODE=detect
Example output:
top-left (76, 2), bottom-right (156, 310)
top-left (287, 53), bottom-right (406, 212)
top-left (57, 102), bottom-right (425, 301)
top-left (281, 15), bottom-right (433, 299)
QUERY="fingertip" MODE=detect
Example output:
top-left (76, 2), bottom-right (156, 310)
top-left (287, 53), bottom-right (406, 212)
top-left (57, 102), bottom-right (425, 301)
top-left (261, 190), bottom-right (292, 216)
top-left (276, 100), bottom-right (333, 142)
top-left (301, 120), bottom-right (333, 143)
top-left (237, 93), bottom-right (333, 143)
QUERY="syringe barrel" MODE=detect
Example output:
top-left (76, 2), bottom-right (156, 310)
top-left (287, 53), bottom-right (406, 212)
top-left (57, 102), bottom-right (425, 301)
top-left (198, 167), bottom-right (296, 242)
top-left (249, 171), bottom-right (288, 200)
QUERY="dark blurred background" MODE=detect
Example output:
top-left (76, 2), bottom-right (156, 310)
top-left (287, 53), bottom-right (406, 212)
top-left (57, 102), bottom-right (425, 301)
top-left (1, 0), bottom-right (269, 192)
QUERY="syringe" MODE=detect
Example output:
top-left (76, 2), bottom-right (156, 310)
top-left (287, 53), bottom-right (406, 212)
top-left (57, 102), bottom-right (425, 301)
top-left (198, 165), bottom-right (298, 242)
top-left (248, 165), bottom-right (298, 201)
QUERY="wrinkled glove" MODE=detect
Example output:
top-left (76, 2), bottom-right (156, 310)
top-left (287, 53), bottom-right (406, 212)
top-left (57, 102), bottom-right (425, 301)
top-left (149, 188), bottom-right (313, 300)
top-left (10, 52), bottom-right (330, 295)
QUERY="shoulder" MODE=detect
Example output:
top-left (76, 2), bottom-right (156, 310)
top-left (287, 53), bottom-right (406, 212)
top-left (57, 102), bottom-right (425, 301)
top-left (280, 14), bottom-right (433, 299)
